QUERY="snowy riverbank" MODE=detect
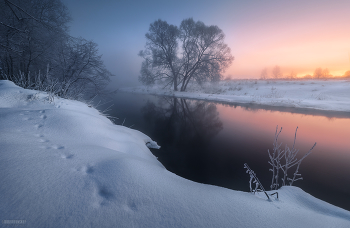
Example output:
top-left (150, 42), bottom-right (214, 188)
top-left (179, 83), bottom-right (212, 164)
top-left (121, 79), bottom-right (350, 113)
top-left (1, 80), bottom-right (350, 227)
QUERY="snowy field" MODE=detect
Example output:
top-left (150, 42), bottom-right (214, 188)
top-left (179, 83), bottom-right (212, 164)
top-left (1, 80), bottom-right (350, 228)
top-left (121, 79), bottom-right (350, 113)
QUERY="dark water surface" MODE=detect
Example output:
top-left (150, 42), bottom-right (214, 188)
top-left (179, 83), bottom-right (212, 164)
top-left (101, 92), bottom-right (350, 211)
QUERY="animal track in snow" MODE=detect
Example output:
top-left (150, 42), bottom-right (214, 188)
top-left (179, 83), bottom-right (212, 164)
top-left (97, 186), bottom-right (115, 206)
top-left (76, 165), bottom-right (94, 174)
top-left (51, 145), bottom-right (65, 150)
top-left (22, 117), bottom-right (32, 121)
top-left (85, 165), bottom-right (94, 174)
top-left (61, 153), bottom-right (74, 159)
top-left (34, 124), bottom-right (43, 129)
top-left (39, 110), bottom-right (45, 113)
top-left (38, 138), bottom-right (49, 143)
top-left (127, 201), bottom-right (138, 211)
top-left (40, 115), bottom-right (47, 119)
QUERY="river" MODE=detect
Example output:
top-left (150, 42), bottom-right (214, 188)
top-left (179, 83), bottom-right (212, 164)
top-left (99, 91), bottom-right (350, 211)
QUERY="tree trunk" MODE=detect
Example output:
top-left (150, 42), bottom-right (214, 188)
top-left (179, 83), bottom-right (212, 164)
top-left (180, 76), bottom-right (187, 91)
top-left (174, 75), bottom-right (178, 91)
top-left (181, 77), bottom-right (190, 91)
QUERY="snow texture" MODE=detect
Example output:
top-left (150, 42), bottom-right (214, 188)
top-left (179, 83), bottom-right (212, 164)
top-left (1, 80), bottom-right (350, 228)
top-left (121, 79), bottom-right (350, 112)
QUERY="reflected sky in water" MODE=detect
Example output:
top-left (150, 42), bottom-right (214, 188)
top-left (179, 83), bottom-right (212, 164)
top-left (103, 92), bottom-right (350, 211)
top-left (216, 103), bottom-right (350, 209)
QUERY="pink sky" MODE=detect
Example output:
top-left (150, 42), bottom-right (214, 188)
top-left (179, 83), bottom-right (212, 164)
top-left (219, 0), bottom-right (350, 78)
top-left (63, 0), bottom-right (350, 84)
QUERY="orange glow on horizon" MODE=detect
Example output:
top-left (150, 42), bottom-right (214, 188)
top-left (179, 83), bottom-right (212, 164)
top-left (221, 1), bottom-right (350, 79)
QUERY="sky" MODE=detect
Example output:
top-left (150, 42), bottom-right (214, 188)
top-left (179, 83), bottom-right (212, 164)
top-left (61, 0), bottom-right (350, 87)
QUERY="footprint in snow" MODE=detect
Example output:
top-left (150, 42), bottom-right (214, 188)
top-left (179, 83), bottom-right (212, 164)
top-left (38, 138), bottom-right (49, 143)
top-left (61, 153), bottom-right (74, 159)
top-left (51, 145), bottom-right (65, 149)
top-left (127, 201), bottom-right (138, 212)
top-left (34, 124), bottom-right (43, 129)
top-left (97, 186), bottom-right (115, 206)
top-left (39, 110), bottom-right (45, 113)
top-left (76, 165), bottom-right (94, 174)
top-left (85, 165), bottom-right (94, 174)
top-left (40, 115), bottom-right (47, 119)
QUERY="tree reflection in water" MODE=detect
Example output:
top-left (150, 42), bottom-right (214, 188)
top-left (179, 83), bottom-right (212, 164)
top-left (104, 92), bottom-right (350, 210)
top-left (141, 97), bottom-right (223, 183)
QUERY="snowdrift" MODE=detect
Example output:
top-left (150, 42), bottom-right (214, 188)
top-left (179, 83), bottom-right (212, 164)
top-left (1, 80), bottom-right (349, 228)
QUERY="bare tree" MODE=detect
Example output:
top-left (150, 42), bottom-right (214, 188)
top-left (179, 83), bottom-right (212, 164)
top-left (260, 68), bottom-right (268, 79)
top-left (288, 70), bottom-right (297, 79)
top-left (54, 37), bottom-right (112, 98)
top-left (0, 0), bottom-right (112, 99)
top-left (313, 67), bottom-right (331, 78)
top-left (0, 0), bottom-right (70, 78)
top-left (138, 19), bottom-right (179, 89)
top-left (271, 65), bottom-right (282, 79)
top-left (322, 68), bottom-right (331, 78)
top-left (139, 18), bottom-right (233, 91)
top-left (343, 70), bottom-right (350, 77)
top-left (313, 67), bottom-right (323, 79)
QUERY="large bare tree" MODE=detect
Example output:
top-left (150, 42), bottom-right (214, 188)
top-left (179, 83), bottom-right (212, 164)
top-left (139, 18), bottom-right (233, 91)
top-left (138, 19), bottom-right (180, 89)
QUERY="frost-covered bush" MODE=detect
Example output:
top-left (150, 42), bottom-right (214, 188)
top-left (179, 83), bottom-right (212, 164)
top-left (2, 70), bottom-right (85, 101)
top-left (268, 126), bottom-right (316, 190)
top-left (244, 163), bottom-right (278, 200)
top-left (245, 126), bottom-right (316, 199)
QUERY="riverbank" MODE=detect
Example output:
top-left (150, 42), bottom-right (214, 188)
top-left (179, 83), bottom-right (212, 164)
top-left (1, 80), bottom-right (350, 227)
top-left (121, 79), bottom-right (350, 113)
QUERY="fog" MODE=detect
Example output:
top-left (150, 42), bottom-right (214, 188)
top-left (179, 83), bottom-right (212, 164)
top-left (61, 0), bottom-right (350, 88)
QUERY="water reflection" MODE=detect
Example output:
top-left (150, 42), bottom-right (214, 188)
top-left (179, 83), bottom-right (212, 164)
top-left (211, 103), bottom-right (350, 211)
top-left (214, 101), bottom-right (350, 120)
top-left (103, 92), bottom-right (350, 211)
top-left (141, 97), bottom-right (223, 182)
top-left (142, 97), bottom-right (222, 142)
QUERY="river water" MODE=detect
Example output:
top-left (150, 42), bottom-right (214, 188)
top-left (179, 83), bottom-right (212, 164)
top-left (100, 91), bottom-right (350, 211)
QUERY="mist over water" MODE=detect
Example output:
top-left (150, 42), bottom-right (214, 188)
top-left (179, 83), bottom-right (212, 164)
top-left (101, 92), bottom-right (350, 211)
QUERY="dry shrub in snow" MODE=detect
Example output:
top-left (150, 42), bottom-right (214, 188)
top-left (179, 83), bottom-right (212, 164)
top-left (268, 126), bottom-right (316, 190)
top-left (245, 126), bottom-right (316, 199)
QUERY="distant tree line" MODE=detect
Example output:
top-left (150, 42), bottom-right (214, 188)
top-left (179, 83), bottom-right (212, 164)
top-left (139, 18), bottom-right (233, 91)
top-left (260, 65), bottom-right (350, 80)
top-left (0, 0), bottom-right (112, 99)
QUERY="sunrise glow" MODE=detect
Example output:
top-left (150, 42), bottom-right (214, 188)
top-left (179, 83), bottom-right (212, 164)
top-left (220, 0), bottom-right (350, 79)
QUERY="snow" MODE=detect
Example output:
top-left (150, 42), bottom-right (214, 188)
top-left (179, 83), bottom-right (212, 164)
top-left (121, 79), bottom-right (350, 113)
top-left (1, 79), bottom-right (350, 228)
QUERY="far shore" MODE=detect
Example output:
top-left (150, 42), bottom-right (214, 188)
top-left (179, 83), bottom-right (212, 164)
top-left (120, 79), bottom-right (350, 115)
